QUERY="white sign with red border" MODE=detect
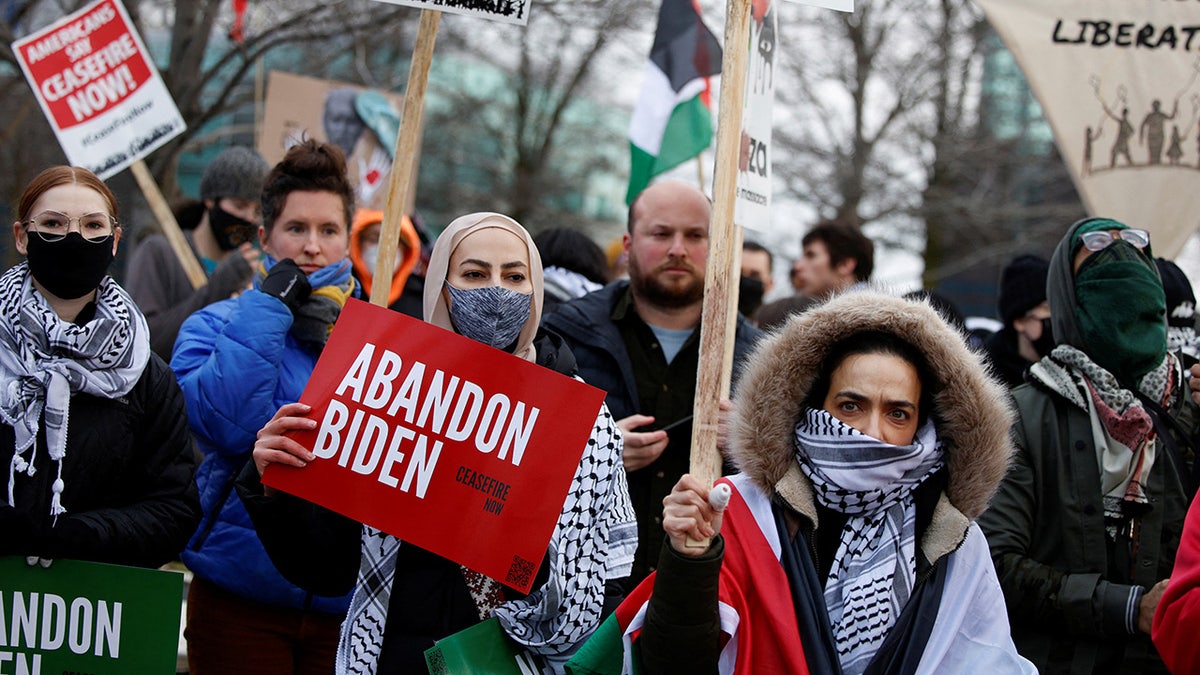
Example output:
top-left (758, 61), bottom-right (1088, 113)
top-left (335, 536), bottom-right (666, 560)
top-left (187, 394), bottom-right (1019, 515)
top-left (12, 0), bottom-right (185, 179)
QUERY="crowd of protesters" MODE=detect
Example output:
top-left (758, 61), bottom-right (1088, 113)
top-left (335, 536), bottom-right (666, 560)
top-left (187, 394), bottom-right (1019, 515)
top-left (6, 141), bottom-right (1200, 675)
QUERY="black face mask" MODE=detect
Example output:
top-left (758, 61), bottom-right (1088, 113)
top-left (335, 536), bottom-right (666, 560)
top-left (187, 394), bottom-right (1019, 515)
top-left (25, 232), bottom-right (114, 300)
top-left (1032, 317), bottom-right (1055, 358)
top-left (738, 275), bottom-right (765, 318)
top-left (209, 204), bottom-right (257, 251)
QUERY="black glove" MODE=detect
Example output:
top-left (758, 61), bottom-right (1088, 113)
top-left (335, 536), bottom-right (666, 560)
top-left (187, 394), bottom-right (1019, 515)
top-left (36, 517), bottom-right (98, 561)
top-left (0, 505), bottom-right (35, 555)
top-left (260, 258), bottom-right (311, 314)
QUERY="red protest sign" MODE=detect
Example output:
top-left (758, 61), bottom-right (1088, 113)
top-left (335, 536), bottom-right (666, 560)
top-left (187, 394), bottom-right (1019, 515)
top-left (15, 0), bottom-right (151, 130)
top-left (12, 0), bottom-right (185, 178)
top-left (263, 299), bottom-right (604, 593)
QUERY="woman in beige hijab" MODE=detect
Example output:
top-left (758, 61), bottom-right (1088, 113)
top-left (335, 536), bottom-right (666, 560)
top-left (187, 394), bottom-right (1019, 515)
top-left (423, 213), bottom-right (544, 362)
top-left (242, 212), bottom-right (636, 673)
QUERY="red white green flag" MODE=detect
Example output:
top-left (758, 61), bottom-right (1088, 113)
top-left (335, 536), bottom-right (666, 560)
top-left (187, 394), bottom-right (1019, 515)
top-left (626, 0), bottom-right (723, 204)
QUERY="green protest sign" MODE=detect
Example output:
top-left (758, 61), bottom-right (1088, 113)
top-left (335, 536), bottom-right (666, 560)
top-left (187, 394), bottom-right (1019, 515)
top-left (425, 617), bottom-right (542, 674)
top-left (0, 557), bottom-right (182, 675)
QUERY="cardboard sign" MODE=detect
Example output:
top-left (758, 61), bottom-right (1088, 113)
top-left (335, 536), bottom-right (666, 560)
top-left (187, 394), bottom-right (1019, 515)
top-left (735, 0), bottom-right (779, 232)
top-left (369, 0), bottom-right (532, 26)
top-left (263, 300), bottom-right (604, 593)
top-left (11, 0), bottom-right (185, 180)
top-left (259, 71), bottom-right (415, 212)
top-left (0, 557), bottom-right (183, 675)
top-left (977, 0), bottom-right (1200, 257)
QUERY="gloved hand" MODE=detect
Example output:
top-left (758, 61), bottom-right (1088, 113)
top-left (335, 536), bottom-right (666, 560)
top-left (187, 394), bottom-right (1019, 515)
top-left (260, 259), bottom-right (311, 314)
top-left (0, 505), bottom-right (34, 555)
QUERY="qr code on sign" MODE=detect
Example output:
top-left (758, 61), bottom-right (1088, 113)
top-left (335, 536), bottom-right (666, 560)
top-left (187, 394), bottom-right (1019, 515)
top-left (507, 555), bottom-right (535, 588)
top-left (426, 648), bottom-right (447, 674)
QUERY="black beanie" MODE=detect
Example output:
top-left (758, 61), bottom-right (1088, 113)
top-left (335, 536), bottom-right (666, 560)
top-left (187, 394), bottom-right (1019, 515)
top-left (997, 254), bottom-right (1050, 326)
top-left (1155, 258), bottom-right (1196, 328)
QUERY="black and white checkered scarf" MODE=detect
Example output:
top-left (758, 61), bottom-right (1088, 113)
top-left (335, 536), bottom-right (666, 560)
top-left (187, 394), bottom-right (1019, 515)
top-left (0, 262), bottom-right (149, 520)
top-left (794, 408), bottom-right (943, 675)
top-left (335, 402), bottom-right (636, 674)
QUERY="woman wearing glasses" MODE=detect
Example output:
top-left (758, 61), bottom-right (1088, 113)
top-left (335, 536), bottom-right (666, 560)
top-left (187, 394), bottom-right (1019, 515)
top-left (978, 217), bottom-right (1196, 674)
top-left (0, 165), bottom-right (200, 567)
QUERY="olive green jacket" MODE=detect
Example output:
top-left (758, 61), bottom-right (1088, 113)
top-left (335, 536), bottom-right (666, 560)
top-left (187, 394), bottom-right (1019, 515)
top-left (979, 216), bottom-right (1198, 675)
top-left (979, 373), bottom-right (1195, 675)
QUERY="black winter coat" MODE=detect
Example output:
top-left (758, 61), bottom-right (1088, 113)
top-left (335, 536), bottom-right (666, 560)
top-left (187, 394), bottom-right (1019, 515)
top-left (543, 281), bottom-right (761, 583)
top-left (0, 354), bottom-right (201, 568)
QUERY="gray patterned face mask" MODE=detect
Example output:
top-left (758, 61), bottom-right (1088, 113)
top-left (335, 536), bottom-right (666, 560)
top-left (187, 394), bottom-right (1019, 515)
top-left (446, 284), bottom-right (532, 350)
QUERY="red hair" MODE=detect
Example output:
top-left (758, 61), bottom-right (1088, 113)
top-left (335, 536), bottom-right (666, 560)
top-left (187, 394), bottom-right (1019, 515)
top-left (18, 166), bottom-right (119, 222)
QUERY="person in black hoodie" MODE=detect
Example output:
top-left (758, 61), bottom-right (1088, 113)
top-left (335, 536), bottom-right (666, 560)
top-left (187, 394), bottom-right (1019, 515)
top-left (979, 218), bottom-right (1196, 674)
top-left (239, 212), bottom-right (636, 673)
top-left (982, 254), bottom-right (1054, 388)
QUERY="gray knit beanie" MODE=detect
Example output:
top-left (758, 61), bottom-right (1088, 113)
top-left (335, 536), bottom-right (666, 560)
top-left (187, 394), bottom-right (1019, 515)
top-left (200, 146), bottom-right (269, 203)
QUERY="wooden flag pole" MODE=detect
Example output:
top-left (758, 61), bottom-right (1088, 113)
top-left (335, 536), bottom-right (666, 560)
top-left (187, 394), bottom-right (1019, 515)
top-left (129, 159), bottom-right (206, 290)
top-left (371, 9), bottom-right (440, 308)
top-left (688, 0), bottom-right (753, 492)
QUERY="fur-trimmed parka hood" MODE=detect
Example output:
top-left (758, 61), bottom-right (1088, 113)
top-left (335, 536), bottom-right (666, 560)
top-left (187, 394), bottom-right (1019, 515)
top-left (730, 291), bottom-right (1015, 531)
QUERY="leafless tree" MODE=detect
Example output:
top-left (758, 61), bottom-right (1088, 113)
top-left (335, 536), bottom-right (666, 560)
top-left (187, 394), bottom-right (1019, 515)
top-left (768, 0), bottom-right (1082, 300)
top-left (773, 0), bottom-right (939, 230)
top-left (422, 0), bottom-right (655, 236)
top-left (919, 1), bottom-right (1082, 287)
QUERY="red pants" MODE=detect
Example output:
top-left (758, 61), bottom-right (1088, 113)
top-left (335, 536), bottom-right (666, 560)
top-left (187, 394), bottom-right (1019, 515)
top-left (185, 576), bottom-right (343, 675)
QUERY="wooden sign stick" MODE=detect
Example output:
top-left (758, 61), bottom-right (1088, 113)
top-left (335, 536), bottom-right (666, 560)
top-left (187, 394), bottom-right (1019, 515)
top-left (371, 9), bottom-right (440, 308)
top-left (129, 159), bottom-right (206, 290)
top-left (688, 0), bottom-right (753, 494)
top-left (721, 225), bottom-right (745, 399)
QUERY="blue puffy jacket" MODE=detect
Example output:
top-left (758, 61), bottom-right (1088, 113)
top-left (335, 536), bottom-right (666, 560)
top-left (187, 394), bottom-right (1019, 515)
top-left (171, 289), bottom-right (352, 614)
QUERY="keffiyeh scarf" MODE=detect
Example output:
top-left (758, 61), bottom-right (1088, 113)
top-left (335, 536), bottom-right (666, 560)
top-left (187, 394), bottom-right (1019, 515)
top-left (542, 267), bottom-right (601, 303)
top-left (1029, 345), bottom-right (1175, 529)
top-left (255, 257), bottom-right (356, 350)
top-left (0, 263), bottom-right (149, 520)
top-left (336, 402), bottom-right (636, 674)
top-left (794, 408), bottom-right (943, 675)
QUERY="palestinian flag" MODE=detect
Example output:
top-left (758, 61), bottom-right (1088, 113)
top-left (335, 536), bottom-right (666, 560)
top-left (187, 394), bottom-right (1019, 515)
top-left (564, 573), bottom-right (653, 675)
top-left (626, 0), bottom-right (723, 204)
top-left (565, 475), bottom-right (812, 675)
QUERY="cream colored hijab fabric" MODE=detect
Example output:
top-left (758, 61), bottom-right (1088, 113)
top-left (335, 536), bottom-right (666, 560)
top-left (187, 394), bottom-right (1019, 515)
top-left (423, 212), bottom-right (544, 363)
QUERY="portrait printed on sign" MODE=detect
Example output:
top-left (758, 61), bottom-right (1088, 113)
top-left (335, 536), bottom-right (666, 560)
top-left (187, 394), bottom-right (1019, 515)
top-left (259, 71), bottom-right (412, 212)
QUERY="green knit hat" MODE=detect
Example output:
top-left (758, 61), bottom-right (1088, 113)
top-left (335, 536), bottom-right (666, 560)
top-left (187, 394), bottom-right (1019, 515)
top-left (1070, 217), bottom-right (1128, 260)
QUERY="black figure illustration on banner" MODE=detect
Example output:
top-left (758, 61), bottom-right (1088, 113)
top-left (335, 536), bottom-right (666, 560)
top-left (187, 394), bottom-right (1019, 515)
top-left (1086, 59), bottom-right (1200, 174)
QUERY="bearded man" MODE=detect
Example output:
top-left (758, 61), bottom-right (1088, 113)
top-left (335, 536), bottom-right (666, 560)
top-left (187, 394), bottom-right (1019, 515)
top-left (544, 180), bottom-right (761, 584)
